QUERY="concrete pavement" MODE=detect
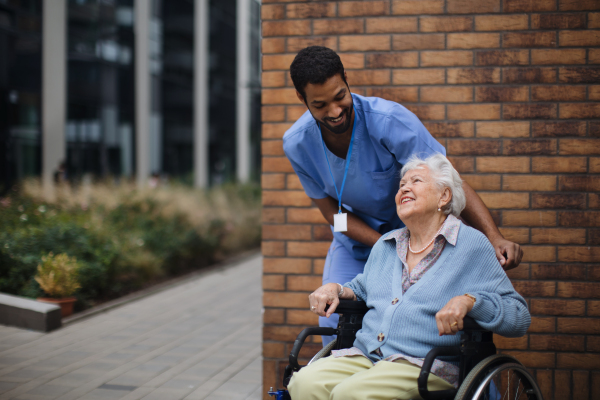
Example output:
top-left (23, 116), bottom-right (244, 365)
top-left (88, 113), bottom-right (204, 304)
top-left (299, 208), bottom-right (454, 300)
top-left (0, 254), bottom-right (263, 400)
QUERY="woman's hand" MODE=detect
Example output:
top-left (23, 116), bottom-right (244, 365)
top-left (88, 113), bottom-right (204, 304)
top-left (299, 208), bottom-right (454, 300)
top-left (308, 283), bottom-right (341, 318)
top-left (435, 295), bottom-right (476, 336)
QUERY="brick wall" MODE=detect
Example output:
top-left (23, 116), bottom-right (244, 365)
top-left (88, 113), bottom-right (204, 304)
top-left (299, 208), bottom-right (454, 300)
top-left (261, 1), bottom-right (600, 399)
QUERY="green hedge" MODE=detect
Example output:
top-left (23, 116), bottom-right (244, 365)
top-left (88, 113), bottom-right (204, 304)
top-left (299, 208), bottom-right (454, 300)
top-left (0, 181), bottom-right (261, 310)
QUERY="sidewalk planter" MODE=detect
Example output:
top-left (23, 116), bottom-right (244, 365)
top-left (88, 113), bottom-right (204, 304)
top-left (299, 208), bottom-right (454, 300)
top-left (36, 297), bottom-right (77, 318)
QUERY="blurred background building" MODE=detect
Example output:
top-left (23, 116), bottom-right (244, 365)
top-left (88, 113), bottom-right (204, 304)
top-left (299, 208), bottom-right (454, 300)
top-left (0, 0), bottom-right (261, 192)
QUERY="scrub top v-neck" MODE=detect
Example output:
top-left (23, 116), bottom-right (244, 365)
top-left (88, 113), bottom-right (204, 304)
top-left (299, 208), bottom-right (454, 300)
top-left (283, 93), bottom-right (445, 260)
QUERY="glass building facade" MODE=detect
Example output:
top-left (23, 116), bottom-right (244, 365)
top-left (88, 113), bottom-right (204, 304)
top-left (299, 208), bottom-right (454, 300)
top-left (0, 0), bottom-right (260, 192)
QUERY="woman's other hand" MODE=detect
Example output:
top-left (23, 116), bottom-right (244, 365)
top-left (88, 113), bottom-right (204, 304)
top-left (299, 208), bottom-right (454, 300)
top-left (435, 295), bottom-right (476, 336)
top-left (309, 283), bottom-right (341, 318)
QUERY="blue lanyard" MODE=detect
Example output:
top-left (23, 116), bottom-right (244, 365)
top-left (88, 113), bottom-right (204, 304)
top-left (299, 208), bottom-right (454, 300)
top-left (320, 107), bottom-right (356, 214)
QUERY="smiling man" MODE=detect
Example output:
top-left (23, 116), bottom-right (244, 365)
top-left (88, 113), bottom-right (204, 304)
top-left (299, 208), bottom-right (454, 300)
top-left (282, 46), bottom-right (523, 346)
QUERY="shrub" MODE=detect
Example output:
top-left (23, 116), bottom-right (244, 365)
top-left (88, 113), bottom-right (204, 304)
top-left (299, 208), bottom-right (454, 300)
top-left (35, 252), bottom-right (81, 298)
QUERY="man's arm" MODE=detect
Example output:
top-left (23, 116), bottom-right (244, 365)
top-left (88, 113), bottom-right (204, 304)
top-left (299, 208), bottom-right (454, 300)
top-left (312, 196), bottom-right (381, 247)
top-left (460, 181), bottom-right (523, 270)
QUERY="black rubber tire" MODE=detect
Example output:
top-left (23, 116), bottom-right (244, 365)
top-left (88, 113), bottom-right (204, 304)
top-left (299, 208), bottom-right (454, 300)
top-left (455, 354), bottom-right (543, 400)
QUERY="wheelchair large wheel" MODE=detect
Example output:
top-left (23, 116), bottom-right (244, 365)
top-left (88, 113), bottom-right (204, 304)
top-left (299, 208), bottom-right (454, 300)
top-left (308, 338), bottom-right (337, 365)
top-left (455, 354), bottom-right (543, 400)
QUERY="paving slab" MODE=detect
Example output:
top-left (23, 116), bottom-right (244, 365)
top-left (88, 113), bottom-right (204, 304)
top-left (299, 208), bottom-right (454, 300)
top-left (0, 254), bottom-right (263, 400)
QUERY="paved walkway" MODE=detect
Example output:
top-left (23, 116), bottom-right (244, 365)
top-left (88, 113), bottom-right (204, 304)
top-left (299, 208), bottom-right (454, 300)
top-left (0, 255), bottom-right (263, 400)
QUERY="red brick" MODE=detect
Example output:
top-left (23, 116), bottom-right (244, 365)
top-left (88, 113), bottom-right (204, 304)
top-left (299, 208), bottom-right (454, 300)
top-left (589, 49), bottom-right (600, 64)
top-left (287, 309), bottom-right (318, 326)
top-left (286, 174), bottom-right (302, 190)
top-left (420, 51), bottom-right (473, 67)
top-left (504, 0), bottom-right (556, 12)
top-left (263, 258), bottom-right (312, 274)
top-left (392, 68), bottom-right (445, 85)
top-left (392, 34), bottom-right (445, 50)
top-left (591, 12), bottom-right (600, 28)
top-left (589, 300), bottom-right (600, 316)
top-left (366, 17), bottom-right (418, 34)
top-left (522, 246), bottom-right (557, 262)
top-left (503, 211), bottom-right (557, 227)
top-left (262, 174), bottom-right (286, 190)
top-left (263, 308), bottom-right (284, 325)
top-left (338, 1), bottom-right (389, 17)
top-left (263, 274), bottom-right (285, 291)
top-left (263, 225), bottom-right (311, 241)
top-left (554, 370), bottom-right (571, 400)
top-left (532, 193), bottom-right (586, 210)
top-left (532, 156), bottom-right (587, 173)
top-left (263, 342), bottom-right (285, 359)
top-left (535, 369), bottom-right (553, 400)
top-left (365, 87), bottom-right (419, 103)
top-left (476, 121), bottom-right (529, 138)
top-left (559, 211), bottom-right (600, 227)
top-left (503, 175), bottom-right (556, 191)
top-left (503, 104), bottom-right (557, 120)
top-left (530, 299), bottom-right (586, 315)
top-left (558, 247), bottom-right (600, 263)
top-left (313, 225), bottom-right (333, 241)
top-left (262, 140), bottom-right (284, 156)
top-left (529, 316), bottom-right (556, 333)
top-left (533, 264), bottom-right (587, 282)
top-left (286, 37), bottom-right (338, 53)
top-left (419, 16), bottom-right (473, 32)
top-left (503, 351), bottom-right (555, 368)
top-left (447, 0), bottom-right (501, 14)
top-left (476, 156), bottom-right (530, 173)
top-left (286, 105), bottom-right (306, 122)
top-left (286, 3), bottom-right (336, 18)
top-left (346, 70), bottom-right (391, 86)
top-left (475, 15), bottom-right (529, 31)
top-left (447, 33), bottom-right (500, 49)
top-left (262, 38), bottom-right (285, 54)
top-left (262, 4), bottom-right (284, 20)
top-left (560, 139), bottom-right (600, 155)
top-left (392, 0), bottom-right (445, 15)
top-left (559, 176), bottom-right (600, 191)
top-left (532, 85), bottom-right (586, 102)
top-left (590, 229), bottom-right (600, 245)
top-left (340, 35), bottom-right (391, 52)
top-left (287, 241), bottom-right (330, 258)
top-left (447, 68), bottom-right (500, 84)
top-left (313, 19), bottom-right (364, 35)
top-left (479, 192), bottom-right (529, 209)
top-left (448, 156), bottom-right (475, 173)
top-left (420, 86), bottom-right (473, 103)
top-left (592, 193), bottom-right (600, 208)
top-left (558, 353), bottom-right (600, 369)
top-left (404, 105), bottom-right (446, 120)
top-left (263, 157), bottom-right (294, 173)
top-left (475, 86), bottom-right (528, 102)
top-left (559, 67), bottom-right (600, 83)
top-left (503, 139), bottom-right (557, 156)
top-left (505, 262), bottom-right (530, 279)
top-left (560, 0), bottom-right (600, 10)
top-left (531, 334), bottom-right (585, 351)
top-left (447, 104), bottom-right (500, 120)
top-left (313, 259), bottom-right (325, 275)
top-left (287, 275), bottom-right (322, 292)
top-left (531, 49), bottom-right (586, 65)
top-left (503, 67), bottom-right (557, 84)
top-left (475, 50), bottom-right (529, 66)
top-left (462, 174), bottom-right (501, 190)
top-left (262, 20), bottom-right (311, 37)
top-left (263, 324), bottom-right (306, 340)
top-left (262, 106), bottom-right (285, 122)
top-left (263, 55), bottom-right (296, 71)
top-left (262, 241), bottom-right (285, 257)
top-left (590, 85), bottom-right (600, 101)
top-left (446, 139), bottom-right (499, 155)
top-left (424, 122), bottom-right (474, 138)
top-left (573, 370), bottom-right (591, 400)
top-left (560, 103), bottom-right (600, 119)
top-left (287, 208), bottom-right (328, 224)
top-left (262, 89), bottom-right (299, 105)
top-left (493, 335), bottom-right (528, 350)
top-left (532, 13), bottom-right (586, 29)
top-left (503, 32), bottom-right (557, 48)
top-left (514, 280), bottom-right (556, 297)
top-left (532, 228), bottom-right (586, 244)
top-left (263, 190), bottom-right (311, 207)
top-left (532, 121), bottom-right (586, 138)
top-left (366, 52), bottom-right (418, 68)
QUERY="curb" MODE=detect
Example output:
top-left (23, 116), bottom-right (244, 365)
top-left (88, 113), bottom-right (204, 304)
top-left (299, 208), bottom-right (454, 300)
top-left (63, 249), bottom-right (261, 326)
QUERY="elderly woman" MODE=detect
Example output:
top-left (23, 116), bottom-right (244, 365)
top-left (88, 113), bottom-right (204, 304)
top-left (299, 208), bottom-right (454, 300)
top-left (288, 153), bottom-right (530, 400)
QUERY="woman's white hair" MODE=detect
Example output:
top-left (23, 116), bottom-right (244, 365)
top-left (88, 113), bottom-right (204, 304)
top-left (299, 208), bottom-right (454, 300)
top-left (400, 153), bottom-right (466, 217)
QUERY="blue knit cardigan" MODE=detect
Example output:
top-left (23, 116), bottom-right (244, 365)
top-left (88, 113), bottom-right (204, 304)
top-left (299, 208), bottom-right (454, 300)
top-left (344, 222), bottom-right (530, 363)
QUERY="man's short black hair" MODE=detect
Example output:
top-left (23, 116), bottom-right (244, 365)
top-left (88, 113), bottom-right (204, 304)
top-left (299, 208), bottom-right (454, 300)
top-left (290, 46), bottom-right (347, 101)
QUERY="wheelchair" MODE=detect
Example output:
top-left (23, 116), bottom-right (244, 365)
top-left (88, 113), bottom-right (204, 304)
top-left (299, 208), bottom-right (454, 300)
top-left (268, 300), bottom-right (542, 400)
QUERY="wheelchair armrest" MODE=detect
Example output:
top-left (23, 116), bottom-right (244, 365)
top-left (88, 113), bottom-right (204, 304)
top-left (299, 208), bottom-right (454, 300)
top-left (289, 327), bottom-right (337, 372)
top-left (325, 299), bottom-right (369, 315)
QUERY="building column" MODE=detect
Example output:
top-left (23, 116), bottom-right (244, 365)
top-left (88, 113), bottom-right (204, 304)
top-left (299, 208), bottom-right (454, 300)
top-left (135, 0), bottom-right (150, 187)
top-left (194, 0), bottom-right (209, 188)
top-left (42, 0), bottom-right (67, 198)
top-left (236, 0), bottom-right (251, 183)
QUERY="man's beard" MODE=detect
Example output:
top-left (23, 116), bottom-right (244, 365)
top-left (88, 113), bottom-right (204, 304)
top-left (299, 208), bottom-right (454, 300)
top-left (316, 102), bottom-right (354, 135)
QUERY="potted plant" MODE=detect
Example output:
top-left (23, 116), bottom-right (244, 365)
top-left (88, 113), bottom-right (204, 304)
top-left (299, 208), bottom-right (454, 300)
top-left (35, 252), bottom-right (81, 318)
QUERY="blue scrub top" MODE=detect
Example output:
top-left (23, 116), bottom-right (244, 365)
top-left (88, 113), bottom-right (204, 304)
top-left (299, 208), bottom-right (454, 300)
top-left (283, 94), bottom-right (446, 261)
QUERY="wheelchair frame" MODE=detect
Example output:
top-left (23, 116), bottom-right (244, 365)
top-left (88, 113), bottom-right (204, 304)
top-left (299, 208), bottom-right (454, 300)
top-left (268, 300), bottom-right (542, 400)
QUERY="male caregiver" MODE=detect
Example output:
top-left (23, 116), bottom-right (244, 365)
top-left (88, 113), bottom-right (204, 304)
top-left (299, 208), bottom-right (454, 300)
top-left (282, 46), bottom-right (523, 346)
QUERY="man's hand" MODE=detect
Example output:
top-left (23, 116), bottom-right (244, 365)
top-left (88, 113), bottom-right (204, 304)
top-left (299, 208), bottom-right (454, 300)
top-left (308, 283), bottom-right (340, 318)
top-left (490, 236), bottom-right (523, 271)
top-left (435, 295), bottom-right (475, 336)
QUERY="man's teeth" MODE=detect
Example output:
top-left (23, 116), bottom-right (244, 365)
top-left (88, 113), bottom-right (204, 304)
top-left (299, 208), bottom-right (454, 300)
top-left (331, 116), bottom-right (342, 122)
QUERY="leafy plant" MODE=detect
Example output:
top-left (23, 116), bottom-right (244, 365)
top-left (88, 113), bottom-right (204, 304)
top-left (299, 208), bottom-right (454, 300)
top-left (34, 252), bottom-right (81, 298)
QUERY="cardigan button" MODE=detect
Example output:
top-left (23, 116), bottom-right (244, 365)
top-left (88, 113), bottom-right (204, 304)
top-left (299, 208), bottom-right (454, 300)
top-left (377, 333), bottom-right (385, 342)
top-left (391, 298), bottom-right (399, 305)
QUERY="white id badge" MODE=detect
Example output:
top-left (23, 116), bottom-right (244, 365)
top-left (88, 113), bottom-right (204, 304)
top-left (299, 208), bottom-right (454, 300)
top-left (333, 213), bottom-right (348, 232)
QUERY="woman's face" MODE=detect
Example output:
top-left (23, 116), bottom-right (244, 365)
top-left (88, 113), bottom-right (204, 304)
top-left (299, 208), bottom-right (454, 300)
top-left (395, 166), bottom-right (442, 222)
